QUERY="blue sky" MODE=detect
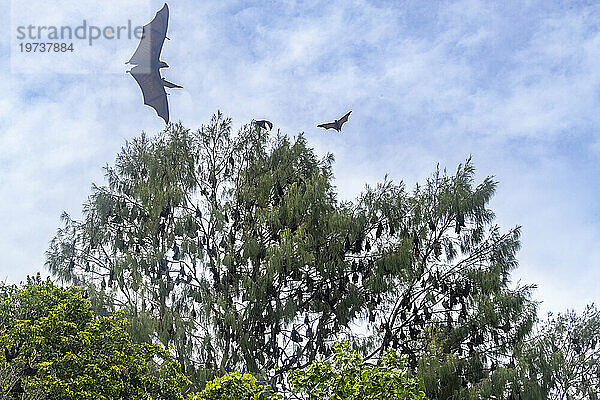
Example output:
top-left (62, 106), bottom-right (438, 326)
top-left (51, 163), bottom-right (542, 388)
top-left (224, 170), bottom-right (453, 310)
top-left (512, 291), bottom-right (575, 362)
top-left (0, 0), bottom-right (598, 316)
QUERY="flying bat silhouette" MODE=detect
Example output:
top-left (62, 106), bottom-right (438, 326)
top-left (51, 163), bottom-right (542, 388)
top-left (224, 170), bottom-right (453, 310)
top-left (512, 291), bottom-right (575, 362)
top-left (254, 120), bottom-right (273, 131)
top-left (317, 110), bottom-right (352, 132)
top-left (126, 3), bottom-right (181, 124)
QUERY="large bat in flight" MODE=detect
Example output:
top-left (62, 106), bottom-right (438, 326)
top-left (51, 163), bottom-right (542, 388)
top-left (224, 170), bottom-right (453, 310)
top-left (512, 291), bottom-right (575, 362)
top-left (317, 110), bottom-right (352, 132)
top-left (126, 3), bottom-right (181, 124)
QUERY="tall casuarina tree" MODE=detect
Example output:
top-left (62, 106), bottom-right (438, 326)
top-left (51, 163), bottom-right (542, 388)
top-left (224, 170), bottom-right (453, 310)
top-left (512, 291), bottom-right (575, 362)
top-left (47, 113), bottom-right (536, 398)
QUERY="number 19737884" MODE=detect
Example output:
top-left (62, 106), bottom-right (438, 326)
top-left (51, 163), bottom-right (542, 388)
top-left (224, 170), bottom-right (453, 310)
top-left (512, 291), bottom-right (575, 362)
top-left (19, 42), bottom-right (74, 52)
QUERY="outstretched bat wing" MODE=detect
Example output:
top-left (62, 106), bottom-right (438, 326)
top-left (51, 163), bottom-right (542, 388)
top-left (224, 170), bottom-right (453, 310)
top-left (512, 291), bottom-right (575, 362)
top-left (130, 66), bottom-right (169, 123)
top-left (162, 78), bottom-right (182, 88)
top-left (317, 122), bottom-right (337, 130)
top-left (338, 110), bottom-right (352, 127)
top-left (127, 3), bottom-right (169, 69)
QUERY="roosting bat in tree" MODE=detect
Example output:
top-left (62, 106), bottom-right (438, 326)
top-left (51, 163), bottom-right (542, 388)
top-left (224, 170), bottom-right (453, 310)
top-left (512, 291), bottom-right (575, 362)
top-left (317, 110), bottom-right (352, 132)
top-left (254, 120), bottom-right (273, 131)
top-left (126, 3), bottom-right (181, 124)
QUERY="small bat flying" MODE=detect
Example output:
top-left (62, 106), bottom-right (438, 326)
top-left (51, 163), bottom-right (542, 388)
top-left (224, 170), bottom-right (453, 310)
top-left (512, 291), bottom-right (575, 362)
top-left (254, 120), bottom-right (273, 131)
top-left (126, 3), bottom-right (181, 124)
top-left (317, 110), bottom-right (352, 132)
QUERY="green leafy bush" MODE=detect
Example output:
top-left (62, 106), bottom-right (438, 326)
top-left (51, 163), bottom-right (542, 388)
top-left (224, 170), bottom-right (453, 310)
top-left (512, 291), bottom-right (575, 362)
top-left (290, 342), bottom-right (427, 400)
top-left (0, 276), bottom-right (189, 399)
top-left (187, 371), bottom-right (279, 400)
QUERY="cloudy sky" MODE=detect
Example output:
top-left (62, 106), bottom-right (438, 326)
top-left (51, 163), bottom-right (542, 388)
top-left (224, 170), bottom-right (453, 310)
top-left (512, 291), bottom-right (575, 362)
top-left (0, 0), bottom-right (598, 316)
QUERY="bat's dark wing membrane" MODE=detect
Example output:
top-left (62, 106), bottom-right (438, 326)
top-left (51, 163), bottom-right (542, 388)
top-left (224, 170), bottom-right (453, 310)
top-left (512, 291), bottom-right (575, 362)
top-left (162, 78), bottom-right (182, 88)
top-left (127, 3), bottom-right (169, 69)
top-left (130, 66), bottom-right (169, 123)
top-left (338, 110), bottom-right (352, 126)
top-left (317, 122), bottom-right (337, 130)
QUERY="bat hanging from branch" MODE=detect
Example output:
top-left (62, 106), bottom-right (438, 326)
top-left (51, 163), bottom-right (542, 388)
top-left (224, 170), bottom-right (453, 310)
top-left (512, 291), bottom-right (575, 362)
top-left (126, 3), bottom-right (181, 124)
top-left (254, 119), bottom-right (273, 131)
top-left (317, 110), bottom-right (352, 132)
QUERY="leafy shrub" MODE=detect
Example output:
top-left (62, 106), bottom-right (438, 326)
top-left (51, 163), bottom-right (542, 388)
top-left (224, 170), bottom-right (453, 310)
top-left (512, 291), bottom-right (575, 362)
top-left (290, 342), bottom-right (427, 400)
top-left (187, 371), bottom-right (279, 400)
top-left (0, 276), bottom-right (189, 399)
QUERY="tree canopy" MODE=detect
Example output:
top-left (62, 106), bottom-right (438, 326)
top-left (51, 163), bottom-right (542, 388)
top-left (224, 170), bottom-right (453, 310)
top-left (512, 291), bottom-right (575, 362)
top-left (517, 304), bottom-right (600, 399)
top-left (0, 276), bottom-right (189, 399)
top-left (46, 113), bottom-right (542, 398)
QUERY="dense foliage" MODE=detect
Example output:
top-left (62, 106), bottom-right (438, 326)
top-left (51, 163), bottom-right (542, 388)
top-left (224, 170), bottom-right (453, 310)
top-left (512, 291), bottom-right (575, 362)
top-left (354, 161), bottom-right (537, 399)
top-left (517, 304), bottom-right (600, 399)
top-left (0, 277), bottom-right (189, 399)
top-left (46, 114), bottom-right (365, 384)
top-left (290, 342), bottom-right (426, 400)
top-left (186, 372), bottom-right (279, 400)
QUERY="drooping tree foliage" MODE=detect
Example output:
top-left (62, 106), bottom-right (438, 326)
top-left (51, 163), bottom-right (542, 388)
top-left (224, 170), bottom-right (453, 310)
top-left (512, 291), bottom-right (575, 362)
top-left (0, 276), bottom-right (189, 399)
top-left (46, 113), bottom-right (537, 397)
top-left (355, 164), bottom-right (538, 399)
top-left (516, 304), bottom-right (600, 399)
top-left (47, 113), bottom-right (360, 386)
